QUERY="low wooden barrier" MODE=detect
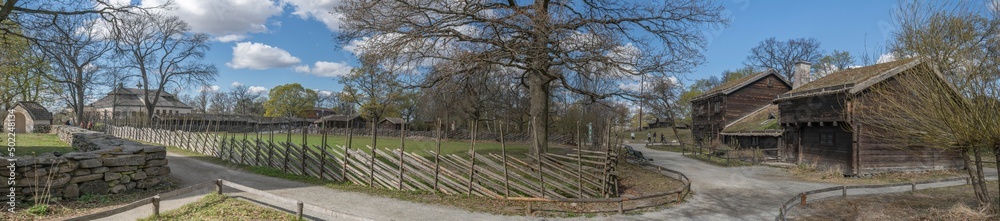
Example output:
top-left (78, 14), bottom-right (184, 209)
top-left (66, 179), bottom-right (372, 221)
top-left (774, 176), bottom-right (991, 220)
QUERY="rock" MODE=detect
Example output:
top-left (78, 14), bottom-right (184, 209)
top-left (90, 167), bottom-right (109, 174)
top-left (23, 168), bottom-right (47, 177)
top-left (56, 161), bottom-right (79, 173)
top-left (109, 166), bottom-right (137, 173)
top-left (131, 171), bottom-right (147, 180)
top-left (145, 160), bottom-right (167, 167)
top-left (120, 174), bottom-right (131, 183)
top-left (62, 152), bottom-right (99, 160)
top-left (125, 182), bottom-right (136, 190)
top-left (17, 173), bottom-right (70, 187)
top-left (137, 176), bottom-right (161, 189)
top-left (104, 173), bottom-right (122, 181)
top-left (79, 159), bottom-right (102, 168)
top-left (145, 152), bottom-right (167, 160)
top-left (141, 146), bottom-right (166, 153)
top-left (103, 155), bottom-right (145, 167)
top-left (63, 184), bottom-right (80, 198)
top-left (72, 169), bottom-right (90, 176)
top-left (143, 166), bottom-right (170, 176)
top-left (110, 184), bottom-right (126, 194)
top-left (79, 180), bottom-right (109, 195)
top-left (70, 173), bottom-right (103, 183)
top-left (121, 146), bottom-right (144, 154)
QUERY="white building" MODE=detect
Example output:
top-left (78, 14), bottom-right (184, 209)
top-left (6, 101), bottom-right (53, 133)
top-left (88, 88), bottom-right (193, 117)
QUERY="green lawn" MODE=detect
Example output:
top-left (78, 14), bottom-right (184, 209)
top-left (13, 133), bottom-right (73, 156)
top-left (138, 193), bottom-right (297, 221)
top-left (218, 133), bottom-right (533, 157)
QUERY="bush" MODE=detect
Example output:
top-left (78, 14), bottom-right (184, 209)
top-left (26, 204), bottom-right (48, 215)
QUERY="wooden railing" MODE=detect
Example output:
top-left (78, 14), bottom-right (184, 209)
top-left (66, 179), bottom-right (371, 221)
top-left (774, 176), bottom-right (988, 220)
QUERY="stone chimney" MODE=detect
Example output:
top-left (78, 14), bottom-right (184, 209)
top-left (792, 61), bottom-right (812, 89)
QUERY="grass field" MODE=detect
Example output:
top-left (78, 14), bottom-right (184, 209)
top-left (13, 133), bottom-right (73, 156)
top-left (791, 182), bottom-right (997, 220)
top-left (138, 193), bottom-right (297, 221)
top-left (219, 133), bottom-right (534, 157)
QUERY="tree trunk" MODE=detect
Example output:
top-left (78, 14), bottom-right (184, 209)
top-left (526, 73), bottom-right (552, 157)
top-left (966, 147), bottom-right (991, 208)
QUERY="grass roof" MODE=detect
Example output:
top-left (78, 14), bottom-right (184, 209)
top-left (692, 70), bottom-right (784, 101)
top-left (721, 104), bottom-right (780, 133)
top-left (787, 58), bottom-right (917, 94)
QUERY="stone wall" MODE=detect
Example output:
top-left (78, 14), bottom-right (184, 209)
top-left (0, 126), bottom-right (169, 202)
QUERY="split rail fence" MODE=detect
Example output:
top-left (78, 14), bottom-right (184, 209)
top-left (108, 125), bottom-right (621, 199)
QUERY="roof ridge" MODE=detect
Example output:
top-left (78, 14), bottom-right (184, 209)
top-left (691, 69), bottom-right (784, 102)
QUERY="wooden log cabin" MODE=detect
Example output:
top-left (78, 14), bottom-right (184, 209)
top-left (720, 104), bottom-right (782, 151)
top-left (774, 58), bottom-right (964, 175)
top-left (690, 69), bottom-right (792, 145)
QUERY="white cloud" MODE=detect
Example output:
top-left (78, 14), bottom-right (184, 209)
top-left (283, 0), bottom-right (343, 31)
top-left (231, 82), bottom-right (243, 87)
top-left (215, 34), bottom-right (247, 42)
top-left (317, 90), bottom-right (333, 96)
top-left (248, 86), bottom-right (269, 94)
top-left (877, 53), bottom-right (896, 64)
top-left (141, 0), bottom-right (282, 41)
top-left (227, 42), bottom-right (302, 69)
top-left (294, 61), bottom-right (353, 77)
top-left (199, 85), bottom-right (220, 92)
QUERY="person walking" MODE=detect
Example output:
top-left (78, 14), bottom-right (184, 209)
top-left (631, 132), bottom-right (635, 140)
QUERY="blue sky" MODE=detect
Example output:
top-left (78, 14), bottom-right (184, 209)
top-left (167, 0), bottom-right (910, 96)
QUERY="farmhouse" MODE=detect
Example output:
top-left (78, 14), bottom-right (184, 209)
top-left (6, 101), bottom-right (53, 133)
top-left (89, 87), bottom-right (193, 116)
top-left (774, 58), bottom-right (964, 175)
top-left (720, 104), bottom-right (782, 150)
top-left (380, 117), bottom-right (408, 130)
top-left (315, 114), bottom-right (366, 128)
top-left (690, 69), bottom-right (792, 145)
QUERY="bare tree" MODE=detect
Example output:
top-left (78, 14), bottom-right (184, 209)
top-left (858, 0), bottom-right (1000, 211)
top-left (33, 13), bottom-right (112, 123)
top-left (813, 50), bottom-right (854, 80)
top-left (744, 37), bottom-right (823, 81)
top-left (111, 11), bottom-right (217, 121)
top-left (208, 92), bottom-right (232, 114)
top-left (337, 0), bottom-right (727, 155)
top-left (230, 84), bottom-right (264, 115)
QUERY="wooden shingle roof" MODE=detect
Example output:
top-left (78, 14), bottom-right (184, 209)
top-left (691, 69), bottom-right (789, 102)
top-left (13, 101), bottom-right (52, 120)
top-left (90, 88), bottom-right (192, 109)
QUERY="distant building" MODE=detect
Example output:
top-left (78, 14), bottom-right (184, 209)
top-left (6, 101), bottom-right (53, 133)
top-left (314, 115), bottom-right (366, 128)
top-left (305, 107), bottom-right (336, 119)
top-left (379, 117), bottom-right (407, 130)
top-left (690, 69), bottom-right (792, 145)
top-left (89, 88), bottom-right (193, 116)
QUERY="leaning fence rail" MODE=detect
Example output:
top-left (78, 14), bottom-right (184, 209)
top-left (774, 176), bottom-right (992, 220)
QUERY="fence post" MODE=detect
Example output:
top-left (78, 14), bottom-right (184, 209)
top-left (800, 193), bottom-right (807, 206)
top-left (296, 201), bottom-right (304, 220)
top-left (152, 195), bottom-right (160, 217)
top-left (344, 127), bottom-right (353, 182)
top-left (399, 117), bottom-right (406, 190)
top-left (842, 185), bottom-right (847, 197)
top-left (526, 201), bottom-right (533, 216)
top-left (911, 182), bottom-right (916, 193)
top-left (468, 121), bottom-right (477, 195)
top-left (500, 120), bottom-right (509, 198)
top-left (576, 120), bottom-right (583, 198)
top-left (216, 179), bottom-right (223, 194)
top-left (618, 198), bottom-right (624, 214)
top-left (434, 119), bottom-right (442, 192)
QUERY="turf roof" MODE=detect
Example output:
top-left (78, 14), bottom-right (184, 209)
top-left (721, 104), bottom-right (780, 133)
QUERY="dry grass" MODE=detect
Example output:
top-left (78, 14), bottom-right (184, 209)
top-left (787, 162), bottom-right (964, 185)
top-left (790, 182), bottom-right (998, 220)
top-left (138, 193), bottom-right (296, 221)
top-left (0, 177), bottom-right (181, 221)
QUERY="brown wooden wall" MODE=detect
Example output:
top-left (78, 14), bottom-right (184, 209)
top-left (723, 135), bottom-right (780, 149)
top-left (798, 125), bottom-right (854, 174)
top-left (724, 75), bottom-right (791, 124)
top-left (691, 96), bottom-right (724, 144)
top-left (777, 93), bottom-right (848, 124)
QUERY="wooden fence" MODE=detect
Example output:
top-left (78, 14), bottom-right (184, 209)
top-left (108, 125), bottom-right (620, 199)
top-left (66, 179), bottom-right (371, 221)
top-left (774, 176), bottom-right (989, 220)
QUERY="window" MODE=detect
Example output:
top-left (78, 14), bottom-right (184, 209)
top-left (767, 78), bottom-right (774, 87)
top-left (713, 102), bottom-right (721, 113)
top-left (819, 133), bottom-right (835, 146)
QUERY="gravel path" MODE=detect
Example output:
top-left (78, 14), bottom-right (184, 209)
top-left (99, 142), bottom-right (990, 220)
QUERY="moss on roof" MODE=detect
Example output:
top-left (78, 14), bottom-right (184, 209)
top-left (722, 104), bottom-right (780, 133)
top-left (787, 58), bottom-right (917, 94)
